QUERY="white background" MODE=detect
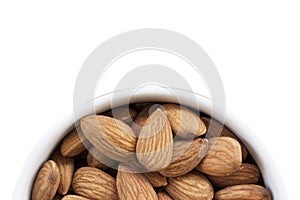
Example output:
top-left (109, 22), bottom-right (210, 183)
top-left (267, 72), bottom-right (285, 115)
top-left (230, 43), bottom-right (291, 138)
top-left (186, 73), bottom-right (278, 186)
top-left (1, 1), bottom-right (299, 199)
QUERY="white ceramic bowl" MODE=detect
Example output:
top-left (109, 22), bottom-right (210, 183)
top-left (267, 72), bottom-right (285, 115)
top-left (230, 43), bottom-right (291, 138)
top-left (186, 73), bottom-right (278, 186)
top-left (13, 87), bottom-right (286, 199)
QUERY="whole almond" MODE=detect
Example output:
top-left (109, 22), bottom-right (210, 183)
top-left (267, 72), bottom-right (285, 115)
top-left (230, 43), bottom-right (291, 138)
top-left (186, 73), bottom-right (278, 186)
top-left (208, 163), bottom-right (260, 188)
top-left (51, 150), bottom-right (75, 195)
top-left (80, 115), bottom-right (137, 162)
top-left (160, 138), bottom-right (208, 177)
top-left (87, 146), bottom-right (116, 170)
top-left (116, 164), bottom-right (158, 200)
top-left (144, 172), bottom-right (168, 187)
top-left (196, 137), bottom-right (242, 176)
top-left (214, 184), bottom-right (272, 200)
top-left (165, 171), bottom-right (214, 200)
top-left (61, 129), bottom-right (87, 157)
top-left (136, 108), bottom-right (173, 171)
top-left (62, 195), bottom-right (89, 200)
top-left (162, 104), bottom-right (206, 138)
top-left (157, 190), bottom-right (173, 200)
top-left (31, 160), bottom-right (60, 200)
top-left (201, 117), bottom-right (248, 160)
top-left (104, 106), bottom-right (138, 124)
top-left (72, 167), bottom-right (117, 200)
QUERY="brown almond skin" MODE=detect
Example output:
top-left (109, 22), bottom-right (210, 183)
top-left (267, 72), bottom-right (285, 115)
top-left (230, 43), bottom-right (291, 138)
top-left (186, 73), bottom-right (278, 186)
top-left (62, 195), bottom-right (90, 200)
top-left (201, 117), bottom-right (248, 160)
top-left (214, 184), bottom-right (272, 200)
top-left (72, 167), bottom-right (117, 200)
top-left (144, 172), bottom-right (168, 187)
top-left (117, 164), bottom-right (158, 200)
top-left (104, 106), bottom-right (138, 124)
top-left (165, 171), bottom-right (214, 200)
top-left (161, 104), bottom-right (206, 139)
top-left (131, 104), bottom-right (153, 136)
top-left (160, 138), bottom-right (208, 177)
top-left (31, 160), bottom-right (60, 200)
top-left (61, 129), bottom-right (87, 157)
top-left (158, 191), bottom-right (173, 200)
top-left (87, 146), bottom-right (116, 170)
top-left (121, 156), bottom-right (147, 173)
top-left (136, 108), bottom-right (173, 171)
top-left (196, 137), bottom-right (242, 176)
top-left (208, 163), bottom-right (260, 188)
top-left (51, 150), bottom-right (75, 195)
top-left (80, 115), bottom-right (137, 163)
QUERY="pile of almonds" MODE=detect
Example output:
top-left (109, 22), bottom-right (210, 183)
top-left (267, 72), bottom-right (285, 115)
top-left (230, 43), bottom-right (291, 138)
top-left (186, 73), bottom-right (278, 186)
top-left (31, 103), bottom-right (272, 200)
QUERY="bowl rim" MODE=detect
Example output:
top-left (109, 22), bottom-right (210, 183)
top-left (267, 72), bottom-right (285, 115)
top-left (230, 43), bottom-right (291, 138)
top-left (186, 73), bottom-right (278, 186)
top-left (13, 87), bottom-right (286, 199)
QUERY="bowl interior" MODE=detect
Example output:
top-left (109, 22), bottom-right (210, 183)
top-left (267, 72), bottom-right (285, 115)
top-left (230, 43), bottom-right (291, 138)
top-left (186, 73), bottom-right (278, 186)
top-left (13, 87), bottom-right (285, 199)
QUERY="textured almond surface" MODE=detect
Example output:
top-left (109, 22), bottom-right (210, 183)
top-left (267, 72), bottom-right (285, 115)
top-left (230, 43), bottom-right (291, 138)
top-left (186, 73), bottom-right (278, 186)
top-left (165, 171), bottom-right (214, 200)
top-left (196, 137), bottom-right (242, 176)
top-left (116, 164), bottom-right (158, 200)
top-left (157, 191), bottom-right (173, 200)
top-left (144, 172), bottom-right (168, 187)
top-left (136, 108), bottom-right (173, 171)
top-left (31, 102), bottom-right (270, 200)
top-left (201, 117), bottom-right (248, 160)
top-left (80, 115), bottom-right (137, 162)
top-left (215, 184), bottom-right (272, 200)
top-left (61, 129), bottom-right (87, 157)
top-left (87, 146), bottom-right (116, 170)
top-left (62, 195), bottom-right (89, 200)
top-left (121, 156), bottom-right (147, 173)
top-left (160, 138), bottom-right (208, 177)
top-left (162, 104), bottom-right (206, 138)
top-left (104, 106), bottom-right (137, 124)
top-left (72, 167), bottom-right (117, 200)
top-left (31, 160), bottom-right (60, 200)
top-left (51, 150), bottom-right (74, 195)
top-left (208, 163), bottom-right (260, 188)
top-left (131, 104), bottom-right (153, 136)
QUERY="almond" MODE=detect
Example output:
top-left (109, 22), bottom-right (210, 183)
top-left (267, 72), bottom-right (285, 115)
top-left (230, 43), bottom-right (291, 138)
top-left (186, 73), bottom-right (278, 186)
top-left (136, 108), bottom-right (173, 171)
top-left (201, 117), bottom-right (248, 160)
top-left (87, 146), bottom-right (116, 170)
top-left (157, 190), bottom-right (173, 200)
top-left (162, 104), bottom-right (206, 138)
top-left (208, 163), bottom-right (260, 188)
top-left (144, 172), bottom-right (168, 187)
top-left (31, 160), bottom-right (60, 200)
top-left (80, 115), bottom-right (137, 162)
top-left (131, 104), bottom-right (154, 135)
top-left (214, 184), bottom-right (272, 200)
top-left (51, 150), bottom-right (75, 195)
top-left (196, 137), bottom-right (242, 176)
top-left (116, 164), bottom-right (158, 200)
top-left (104, 106), bottom-right (138, 124)
top-left (61, 129), bottom-right (87, 157)
top-left (121, 156), bottom-right (147, 173)
top-left (72, 166), bottom-right (117, 200)
top-left (165, 171), bottom-right (214, 200)
top-left (160, 138), bottom-right (208, 177)
top-left (62, 195), bottom-right (89, 200)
